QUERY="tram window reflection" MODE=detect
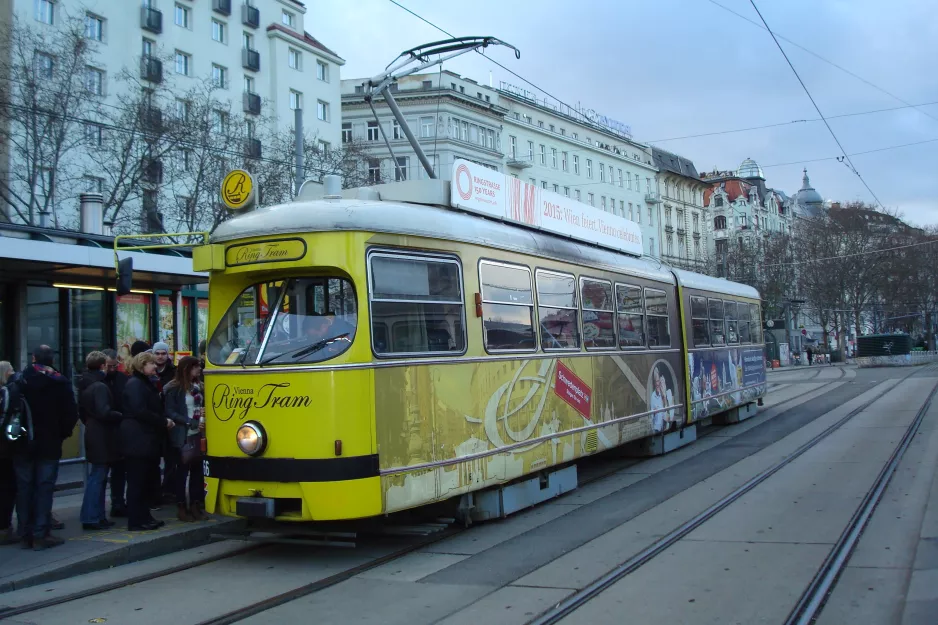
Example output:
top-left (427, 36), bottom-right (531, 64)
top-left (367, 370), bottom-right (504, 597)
top-left (207, 281), bottom-right (283, 365)
top-left (369, 252), bottom-right (466, 356)
top-left (256, 277), bottom-right (357, 365)
top-left (536, 270), bottom-right (579, 350)
top-left (580, 278), bottom-right (614, 350)
top-left (738, 303), bottom-right (751, 343)
top-left (615, 284), bottom-right (644, 348)
top-left (479, 261), bottom-right (536, 352)
top-left (709, 298), bottom-right (725, 346)
top-left (724, 301), bottom-right (738, 344)
top-left (750, 303), bottom-right (763, 343)
top-left (691, 296), bottom-right (710, 347)
top-left (644, 288), bottom-right (670, 348)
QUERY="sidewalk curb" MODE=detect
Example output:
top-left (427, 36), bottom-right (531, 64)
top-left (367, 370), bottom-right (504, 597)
top-left (0, 518), bottom-right (246, 594)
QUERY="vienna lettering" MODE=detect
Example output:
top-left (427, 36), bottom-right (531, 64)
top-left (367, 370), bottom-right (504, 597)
top-left (211, 382), bottom-right (312, 421)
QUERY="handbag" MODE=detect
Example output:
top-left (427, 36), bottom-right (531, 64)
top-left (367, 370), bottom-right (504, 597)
top-left (181, 433), bottom-right (203, 465)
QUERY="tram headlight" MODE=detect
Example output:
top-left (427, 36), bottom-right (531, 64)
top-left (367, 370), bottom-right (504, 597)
top-left (236, 421), bottom-right (267, 456)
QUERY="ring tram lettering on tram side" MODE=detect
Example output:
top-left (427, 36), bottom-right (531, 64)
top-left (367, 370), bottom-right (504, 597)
top-left (192, 159), bottom-right (767, 522)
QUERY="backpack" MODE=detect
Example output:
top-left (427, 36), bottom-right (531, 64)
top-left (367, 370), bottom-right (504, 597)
top-left (0, 372), bottom-right (33, 454)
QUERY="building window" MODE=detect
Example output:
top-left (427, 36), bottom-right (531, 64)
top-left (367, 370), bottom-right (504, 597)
top-left (599, 163), bottom-right (605, 183)
top-left (243, 31), bottom-right (253, 50)
top-left (368, 158), bottom-right (381, 183)
top-left (421, 116), bottom-right (434, 138)
top-left (288, 48), bottom-right (301, 70)
top-left (601, 196), bottom-right (606, 210)
top-left (35, 52), bottom-right (54, 79)
top-left (84, 123), bottom-right (103, 146)
top-left (588, 193), bottom-right (594, 206)
top-left (618, 168), bottom-right (623, 187)
top-left (367, 120), bottom-right (379, 141)
top-left (289, 90), bottom-right (302, 110)
top-left (85, 13), bottom-right (104, 41)
top-left (527, 140), bottom-right (534, 159)
top-left (538, 120), bottom-right (544, 128)
top-left (175, 98), bottom-right (190, 121)
top-left (714, 196), bottom-right (724, 207)
top-left (212, 110), bottom-right (228, 133)
top-left (609, 165), bottom-right (615, 185)
top-left (282, 10), bottom-right (294, 27)
top-left (573, 155), bottom-right (580, 175)
top-left (175, 51), bottom-right (191, 76)
top-left (635, 173), bottom-right (640, 190)
top-left (509, 135), bottom-right (517, 159)
top-left (212, 19), bottom-right (226, 43)
top-left (553, 184), bottom-right (559, 193)
top-left (564, 187), bottom-right (569, 197)
top-left (316, 60), bottom-right (329, 82)
top-left (575, 190), bottom-right (581, 201)
top-left (35, 0), bottom-right (54, 24)
top-left (541, 181), bottom-right (548, 189)
top-left (175, 4), bottom-right (190, 28)
top-left (586, 159), bottom-right (592, 178)
top-left (539, 144), bottom-right (546, 165)
top-left (342, 122), bottom-right (352, 143)
top-left (317, 100), bottom-right (329, 121)
top-left (628, 202), bottom-right (633, 220)
top-left (212, 64), bottom-right (227, 88)
top-left (714, 215), bottom-right (727, 229)
top-left (395, 156), bottom-right (408, 181)
top-left (85, 67), bottom-right (105, 95)
top-left (551, 148), bottom-right (557, 169)
top-left (318, 140), bottom-right (330, 153)
top-left (561, 152), bottom-right (568, 172)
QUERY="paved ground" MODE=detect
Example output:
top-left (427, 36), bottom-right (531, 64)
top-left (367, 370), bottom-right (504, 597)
top-left (2, 364), bottom-right (936, 624)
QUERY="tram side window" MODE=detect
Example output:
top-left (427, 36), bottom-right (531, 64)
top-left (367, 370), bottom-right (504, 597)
top-left (691, 296), bottom-right (710, 347)
top-left (738, 303), bottom-right (751, 343)
top-left (536, 270), bottom-right (579, 350)
top-left (645, 288), bottom-right (670, 348)
top-left (709, 298), bottom-right (725, 346)
top-left (581, 278), bottom-right (615, 349)
top-left (724, 301), bottom-right (739, 344)
top-left (750, 302), bottom-right (763, 343)
top-left (207, 281), bottom-right (283, 365)
top-left (615, 284), bottom-right (644, 348)
top-left (369, 253), bottom-right (466, 355)
top-left (479, 261), bottom-right (536, 352)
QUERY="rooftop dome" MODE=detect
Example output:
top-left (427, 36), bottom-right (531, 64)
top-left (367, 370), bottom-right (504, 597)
top-left (738, 157), bottom-right (764, 179)
top-left (794, 168), bottom-right (823, 206)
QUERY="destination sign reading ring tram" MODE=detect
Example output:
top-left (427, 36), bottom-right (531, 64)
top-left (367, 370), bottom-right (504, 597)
top-left (221, 169), bottom-right (256, 211)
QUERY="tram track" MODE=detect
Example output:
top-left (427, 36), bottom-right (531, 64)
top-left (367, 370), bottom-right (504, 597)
top-left (523, 365), bottom-right (935, 625)
top-left (0, 365), bottom-right (855, 624)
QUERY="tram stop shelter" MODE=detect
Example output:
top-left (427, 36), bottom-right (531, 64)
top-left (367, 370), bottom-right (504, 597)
top-left (0, 215), bottom-right (206, 462)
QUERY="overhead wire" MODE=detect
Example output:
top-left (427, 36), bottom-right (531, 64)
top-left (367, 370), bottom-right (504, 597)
top-left (747, 0), bottom-right (885, 209)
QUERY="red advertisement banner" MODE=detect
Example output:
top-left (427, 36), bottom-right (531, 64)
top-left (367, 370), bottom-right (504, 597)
top-left (554, 361), bottom-right (593, 419)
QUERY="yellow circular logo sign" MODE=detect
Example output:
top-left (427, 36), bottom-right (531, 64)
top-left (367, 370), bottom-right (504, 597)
top-left (221, 170), bottom-right (256, 211)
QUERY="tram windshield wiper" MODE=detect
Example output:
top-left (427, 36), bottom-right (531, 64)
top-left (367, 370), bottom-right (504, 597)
top-left (259, 333), bottom-right (351, 365)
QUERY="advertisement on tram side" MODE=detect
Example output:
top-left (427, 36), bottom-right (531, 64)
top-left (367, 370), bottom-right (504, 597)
top-left (688, 347), bottom-right (766, 421)
top-left (373, 352), bottom-right (685, 513)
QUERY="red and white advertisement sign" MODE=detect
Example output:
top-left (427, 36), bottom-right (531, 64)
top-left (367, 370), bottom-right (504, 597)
top-left (450, 159), bottom-right (643, 257)
top-left (554, 361), bottom-right (593, 419)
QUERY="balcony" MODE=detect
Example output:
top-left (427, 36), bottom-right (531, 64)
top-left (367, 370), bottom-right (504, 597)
top-left (212, 0), bottom-right (232, 16)
top-left (644, 192), bottom-right (660, 204)
top-left (664, 224), bottom-right (674, 233)
top-left (241, 3), bottom-right (259, 28)
top-left (506, 155), bottom-right (532, 169)
top-left (242, 91), bottom-right (261, 115)
top-left (244, 137), bottom-right (262, 159)
top-left (242, 48), bottom-right (260, 72)
top-left (142, 159), bottom-right (163, 185)
top-left (139, 56), bottom-right (162, 83)
top-left (693, 231), bottom-right (701, 239)
top-left (677, 227), bottom-right (686, 236)
top-left (140, 6), bottom-right (162, 34)
top-left (140, 107), bottom-right (163, 133)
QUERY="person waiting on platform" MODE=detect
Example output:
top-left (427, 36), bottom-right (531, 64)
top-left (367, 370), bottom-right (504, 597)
top-left (77, 351), bottom-right (122, 531)
top-left (0, 361), bottom-right (17, 545)
top-left (164, 357), bottom-right (207, 522)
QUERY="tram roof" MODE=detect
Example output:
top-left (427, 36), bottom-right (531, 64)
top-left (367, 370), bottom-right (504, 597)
top-left (671, 268), bottom-right (761, 300)
top-left (212, 180), bottom-right (676, 284)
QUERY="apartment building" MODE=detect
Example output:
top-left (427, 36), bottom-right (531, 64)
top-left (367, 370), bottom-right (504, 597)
top-left (651, 147), bottom-right (710, 271)
top-left (2, 0), bottom-right (343, 227)
top-left (342, 72), bottom-right (663, 258)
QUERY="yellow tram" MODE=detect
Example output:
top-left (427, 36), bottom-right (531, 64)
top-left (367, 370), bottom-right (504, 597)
top-left (193, 160), bottom-right (766, 522)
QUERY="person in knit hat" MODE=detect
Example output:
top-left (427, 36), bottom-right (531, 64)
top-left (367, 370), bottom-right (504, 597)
top-left (130, 341), bottom-right (150, 358)
top-left (151, 342), bottom-right (175, 389)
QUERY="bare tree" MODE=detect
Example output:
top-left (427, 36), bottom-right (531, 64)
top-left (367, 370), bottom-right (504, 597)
top-left (0, 13), bottom-right (103, 226)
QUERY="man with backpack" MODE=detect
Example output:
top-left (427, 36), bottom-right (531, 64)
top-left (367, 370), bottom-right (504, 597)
top-left (12, 345), bottom-right (78, 549)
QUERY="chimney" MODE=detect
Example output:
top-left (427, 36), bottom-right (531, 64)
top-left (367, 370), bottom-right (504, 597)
top-left (79, 193), bottom-right (104, 235)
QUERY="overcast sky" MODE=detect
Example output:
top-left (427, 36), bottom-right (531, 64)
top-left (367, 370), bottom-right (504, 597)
top-left (315, 0), bottom-right (938, 226)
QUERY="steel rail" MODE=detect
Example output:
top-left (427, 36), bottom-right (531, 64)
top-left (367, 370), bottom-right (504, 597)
top-left (524, 366), bottom-right (928, 625)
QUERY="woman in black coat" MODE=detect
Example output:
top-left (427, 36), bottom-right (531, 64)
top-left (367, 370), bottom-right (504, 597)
top-left (77, 351), bottom-right (122, 530)
top-left (121, 352), bottom-right (175, 531)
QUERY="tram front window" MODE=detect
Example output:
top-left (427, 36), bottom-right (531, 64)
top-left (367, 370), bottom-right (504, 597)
top-left (208, 277), bottom-right (357, 365)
